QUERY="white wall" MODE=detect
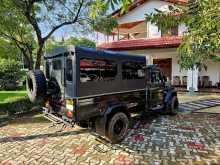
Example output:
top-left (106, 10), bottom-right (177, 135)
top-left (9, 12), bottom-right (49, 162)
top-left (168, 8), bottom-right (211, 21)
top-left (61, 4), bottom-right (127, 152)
top-left (148, 22), bottom-right (161, 38)
top-left (117, 0), bottom-right (172, 24)
top-left (116, 0), bottom-right (187, 39)
top-left (199, 61), bottom-right (220, 85)
top-left (178, 23), bottom-right (187, 36)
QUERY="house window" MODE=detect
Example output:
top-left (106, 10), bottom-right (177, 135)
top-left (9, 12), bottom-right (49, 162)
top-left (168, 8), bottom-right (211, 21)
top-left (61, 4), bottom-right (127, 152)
top-left (80, 58), bottom-right (117, 83)
top-left (161, 26), bottom-right (178, 37)
top-left (122, 61), bottom-right (145, 80)
top-left (66, 59), bottom-right (73, 81)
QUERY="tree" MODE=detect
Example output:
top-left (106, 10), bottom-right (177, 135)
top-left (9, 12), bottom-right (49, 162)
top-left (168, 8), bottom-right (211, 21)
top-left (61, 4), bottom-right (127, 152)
top-left (90, 0), bottom-right (134, 18)
top-left (45, 37), bottom-right (96, 51)
top-left (0, 59), bottom-right (24, 90)
top-left (145, 0), bottom-right (220, 70)
top-left (0, 39), bottom-right (20, 60)
top-left (0, 0), bottom-right (93, 69)
top-left (92, 16), bottom-right (118, 41)
top-left (0, 1), bottom-right (35, 69)
top-left (75, 38), bottom-right (96, 48)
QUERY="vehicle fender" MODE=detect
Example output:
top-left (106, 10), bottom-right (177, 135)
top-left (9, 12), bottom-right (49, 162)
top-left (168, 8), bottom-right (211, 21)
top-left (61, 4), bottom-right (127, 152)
top-left (165, 88), bottom-right (177, 106)
top-left (95, 103), bottom-right (129, 136)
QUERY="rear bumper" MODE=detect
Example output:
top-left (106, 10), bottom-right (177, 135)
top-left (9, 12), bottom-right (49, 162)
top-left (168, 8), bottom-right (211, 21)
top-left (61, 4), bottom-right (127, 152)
top-left (42, 107), bottom-right (75, 126)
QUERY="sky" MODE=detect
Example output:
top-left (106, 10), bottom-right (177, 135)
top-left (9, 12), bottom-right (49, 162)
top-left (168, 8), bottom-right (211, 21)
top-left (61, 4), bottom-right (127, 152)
top-left (39, 2), bottom-right (119, 42)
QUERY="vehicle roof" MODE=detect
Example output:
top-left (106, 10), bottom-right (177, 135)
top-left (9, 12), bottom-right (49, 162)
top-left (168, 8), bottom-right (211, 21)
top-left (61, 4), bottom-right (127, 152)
top-left (75, 46), bottom-right (146, 61)
top-left (44, 45), bottom-right (75, 58)
top-left (44, 45), bottom-right (146, 61)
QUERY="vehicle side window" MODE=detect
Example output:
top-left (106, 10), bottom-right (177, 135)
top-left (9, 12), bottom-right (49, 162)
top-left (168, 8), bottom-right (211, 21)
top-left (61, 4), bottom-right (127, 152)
top-left (122, 61), bottom-right (145, 80)
top-left (52, 59), bottom-right (61, 70)
top-left (80, 58), bottom-right (117, 83)
top-left (66, 59), bottom-right (73, 81)
top-left (151, 71), bottom-right (162, 84)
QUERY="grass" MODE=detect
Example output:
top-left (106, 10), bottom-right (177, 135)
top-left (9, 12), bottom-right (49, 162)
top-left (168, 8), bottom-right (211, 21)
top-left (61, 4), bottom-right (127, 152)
top-left (0, 91), bottom-right (27, 103)
top-left (0, 90), bottom-right (38, 116)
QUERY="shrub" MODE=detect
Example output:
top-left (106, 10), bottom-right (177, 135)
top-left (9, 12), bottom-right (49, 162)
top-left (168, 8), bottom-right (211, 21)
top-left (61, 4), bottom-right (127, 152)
top-left (0, 59), bottom-right (25, 90)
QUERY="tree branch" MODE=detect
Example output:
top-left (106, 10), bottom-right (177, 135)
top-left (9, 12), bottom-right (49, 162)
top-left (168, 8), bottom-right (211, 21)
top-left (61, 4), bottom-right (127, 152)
top-left (43, 0), bottom-right (84, 41)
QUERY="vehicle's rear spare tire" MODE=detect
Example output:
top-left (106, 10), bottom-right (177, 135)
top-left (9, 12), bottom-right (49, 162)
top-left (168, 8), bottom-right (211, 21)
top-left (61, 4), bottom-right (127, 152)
top-left (106, 112), bottom-right (129, 144)
top-left (26, 70), bottom-right (47, 102)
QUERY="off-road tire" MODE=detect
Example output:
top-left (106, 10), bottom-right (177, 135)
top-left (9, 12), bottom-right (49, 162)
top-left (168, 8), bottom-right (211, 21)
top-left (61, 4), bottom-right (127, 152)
top-left (26, 70), bottom-right (47, 102)
top-left (168, 96), bottom-right (179, 115)
top-left (77, 121), bottom-right (88, 128)
top-left (106, 112), bottom-right (129, 144)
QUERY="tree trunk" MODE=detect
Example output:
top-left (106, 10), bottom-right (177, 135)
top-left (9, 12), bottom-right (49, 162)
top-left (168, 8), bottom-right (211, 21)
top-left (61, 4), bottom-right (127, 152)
top-left (23, 55), bottom-right (33, 70)
top-left (28, 56), bottom-right (34, 70)
top-left (35, 42), bottom-right (44, 70)
top-left (20, 48), bottom-right (34, 70)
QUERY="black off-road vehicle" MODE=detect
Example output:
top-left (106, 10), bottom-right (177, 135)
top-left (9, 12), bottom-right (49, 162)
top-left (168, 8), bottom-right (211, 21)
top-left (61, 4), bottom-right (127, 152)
top-left (26, 46), bottom-right (178, 143)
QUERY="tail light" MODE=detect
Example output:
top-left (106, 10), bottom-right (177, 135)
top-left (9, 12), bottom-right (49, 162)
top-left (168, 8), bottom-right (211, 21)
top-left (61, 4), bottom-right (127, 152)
top-left (65, 99), bottom-right (75, 118)
top-left (66, 110), bottom-right (73, 118)
top-left (66, 99), bottom-right (74, 111)
top-left (45, 100), bottom-right (50, 108)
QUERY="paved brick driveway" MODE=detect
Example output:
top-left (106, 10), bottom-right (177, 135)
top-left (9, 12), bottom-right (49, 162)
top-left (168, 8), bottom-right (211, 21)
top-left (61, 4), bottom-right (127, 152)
top-left (0, 112), bottom-right (220, 165)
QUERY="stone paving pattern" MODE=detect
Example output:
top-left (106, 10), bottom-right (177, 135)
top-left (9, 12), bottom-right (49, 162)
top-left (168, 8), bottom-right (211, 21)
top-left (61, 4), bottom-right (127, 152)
top-left (0, 112), bottom-right (220, 165)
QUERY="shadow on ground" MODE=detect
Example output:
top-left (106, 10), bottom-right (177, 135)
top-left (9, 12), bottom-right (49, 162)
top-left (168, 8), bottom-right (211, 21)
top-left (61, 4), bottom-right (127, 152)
top-left (0, 127), bottom-right (89, 143)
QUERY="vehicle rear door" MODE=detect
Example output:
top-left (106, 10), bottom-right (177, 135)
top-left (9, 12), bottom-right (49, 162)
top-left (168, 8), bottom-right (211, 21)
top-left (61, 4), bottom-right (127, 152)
top-left (146, 68), bottom-right (165, 109)
top-left (51, 56), bottom-right (65, 98)
top-left (64, 52), bottom-right (75, 98)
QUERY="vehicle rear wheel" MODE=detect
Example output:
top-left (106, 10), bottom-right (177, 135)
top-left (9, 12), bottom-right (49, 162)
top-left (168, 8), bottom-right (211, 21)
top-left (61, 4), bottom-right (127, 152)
top-left (26, 70), bottom-right (47, 102)
top-left (77, 121), bottom-right (88, 128)
top-left (168, 96), bottom-right (179, 115)
top-left (106, 112), bottom-right (129, 144)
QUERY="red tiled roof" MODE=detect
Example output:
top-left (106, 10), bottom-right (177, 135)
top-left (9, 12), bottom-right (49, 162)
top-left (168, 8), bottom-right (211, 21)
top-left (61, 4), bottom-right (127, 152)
top-left (96, 36), bottom-right (182, 50)
top-left (112, 0), bottom-right (187, 17)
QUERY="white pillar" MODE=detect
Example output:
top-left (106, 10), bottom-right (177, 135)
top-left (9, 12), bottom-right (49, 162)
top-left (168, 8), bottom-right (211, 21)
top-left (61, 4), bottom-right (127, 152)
top-left (187, 68), bottom-right (198, 92)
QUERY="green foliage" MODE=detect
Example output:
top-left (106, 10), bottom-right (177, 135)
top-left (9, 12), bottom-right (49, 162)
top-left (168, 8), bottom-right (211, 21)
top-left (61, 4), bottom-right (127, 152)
top-left (0, 91), bottom-right (26, 103)
top-left (0, 0), bottom-right (95, 69)
top-left (45, 37), bottom-right (96, 51)
top-left (145, 0), bottom-right (220, 70)
top-left (91, 0), bottom-right (134, 18)
top-left (76, 38), bottom-right (96, 48)
top-left (145, 6), bottom-right (187, 32)
top-left (0, 59), bottom-right (25, 90)
top-left (92, 16), bottom-right (118, 35)
top-left (0, 39), bottom-right (20, 60)
top-left (0, 0), bottom-right (35, 69)
top-left (0, 96), bottom-right (38, 116)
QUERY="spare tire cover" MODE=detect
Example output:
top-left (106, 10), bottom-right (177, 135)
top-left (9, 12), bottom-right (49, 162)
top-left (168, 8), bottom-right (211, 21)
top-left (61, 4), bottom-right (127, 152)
top-left (26, 70), bottom-right (46, 102)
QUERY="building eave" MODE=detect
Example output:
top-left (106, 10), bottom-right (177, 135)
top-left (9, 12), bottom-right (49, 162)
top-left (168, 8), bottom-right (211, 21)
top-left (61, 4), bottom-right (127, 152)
top-left (96, 36), bottom-right (182, 50)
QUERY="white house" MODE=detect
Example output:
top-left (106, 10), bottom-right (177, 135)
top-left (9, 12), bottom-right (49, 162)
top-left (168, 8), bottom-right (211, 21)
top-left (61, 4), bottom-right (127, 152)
top-left (96, 0), bottom-right (220, 91)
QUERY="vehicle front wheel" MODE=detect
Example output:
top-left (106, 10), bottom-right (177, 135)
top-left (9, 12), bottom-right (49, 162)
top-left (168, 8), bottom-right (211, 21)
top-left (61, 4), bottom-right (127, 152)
top-left (106, 112), bottom-right (129, 144)
top-left (168, 96), bottom-right (179, 115)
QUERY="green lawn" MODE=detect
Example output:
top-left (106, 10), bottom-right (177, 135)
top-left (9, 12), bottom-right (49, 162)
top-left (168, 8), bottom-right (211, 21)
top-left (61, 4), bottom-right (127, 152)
top-left (0, 91), bottom-right (27, 103)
